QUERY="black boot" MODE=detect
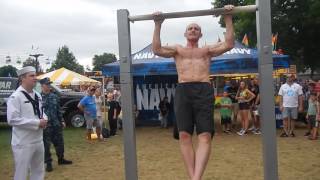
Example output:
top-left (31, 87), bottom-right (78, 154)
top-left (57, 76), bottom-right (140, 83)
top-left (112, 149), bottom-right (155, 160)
top-left (58, 158), bottom-right (73, 165)
top-left (46, 163), bottom-right (53, 172)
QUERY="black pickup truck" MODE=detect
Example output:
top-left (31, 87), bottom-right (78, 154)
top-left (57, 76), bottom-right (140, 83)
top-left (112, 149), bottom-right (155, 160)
top-left (0, 77), bottom-right (86, 127)
top-left (0, 77), bottom-right (17, 122)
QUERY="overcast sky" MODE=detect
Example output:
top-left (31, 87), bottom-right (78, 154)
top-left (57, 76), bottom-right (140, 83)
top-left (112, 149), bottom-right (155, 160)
top-left (0, 0), bottom-right (225, 70)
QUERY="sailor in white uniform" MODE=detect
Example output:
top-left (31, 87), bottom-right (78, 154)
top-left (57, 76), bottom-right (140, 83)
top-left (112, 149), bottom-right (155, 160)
top-left (7, 66), bottom-right (48, 180)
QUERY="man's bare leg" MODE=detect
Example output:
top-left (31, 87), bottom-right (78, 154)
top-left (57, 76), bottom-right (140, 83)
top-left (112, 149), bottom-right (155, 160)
top-left (289, 118), bottom-right (295, 135)
top-left (255, 116), bottom-right (260, 130)
top-left (193, 132), bottom-right (211, 180)
top-left (87, 129), bottom-right (92, 140)
top-left (179, 131), bottom-right (195, 179)
top-left (96, 127), bottom-right (102, 140)
top-left (283, 118), bottom-right (289, 135)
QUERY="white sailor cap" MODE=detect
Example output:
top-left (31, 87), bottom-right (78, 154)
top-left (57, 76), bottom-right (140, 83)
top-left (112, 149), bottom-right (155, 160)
top-left (17, 66), bottom-right (36, 76)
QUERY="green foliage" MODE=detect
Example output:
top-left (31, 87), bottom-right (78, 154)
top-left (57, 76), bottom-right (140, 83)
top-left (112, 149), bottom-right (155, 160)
top-left (22, 57), bottom-right (42, 73)
top-left (213, 0), bottom-right (320, 75)
top-left (0, 65), bottom-right (18, 77)
top-left (92, 53), bottom-right (117, 71)
top-left (212, 0), bottom-right (256, 46)
top-left (50, 45), bottom-right (84, 74)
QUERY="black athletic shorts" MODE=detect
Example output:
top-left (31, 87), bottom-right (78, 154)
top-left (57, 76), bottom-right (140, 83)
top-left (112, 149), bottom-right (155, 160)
top-left (174, 82), bottom-right (215, 137)
top-left (239, 102), bottom-right (250, 110)
top-left (221, 116), bottom-right (231, 125)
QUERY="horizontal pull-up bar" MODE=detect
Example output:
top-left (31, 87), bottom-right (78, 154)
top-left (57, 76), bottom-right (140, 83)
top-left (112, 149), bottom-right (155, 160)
top-left (129, 5), bottom-right (258, 22)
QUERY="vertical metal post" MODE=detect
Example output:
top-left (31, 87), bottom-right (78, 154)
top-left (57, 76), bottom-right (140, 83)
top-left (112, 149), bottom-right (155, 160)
top-left (102, 77), bottom-right (107, 126)
top-left (256, 1), bottom-right (279, 180)
top-left (117, 9), bottom-right (138, 180)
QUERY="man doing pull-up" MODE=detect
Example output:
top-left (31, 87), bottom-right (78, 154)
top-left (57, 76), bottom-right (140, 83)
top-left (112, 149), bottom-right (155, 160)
top-left (152, 5), bottom-right (235, 180)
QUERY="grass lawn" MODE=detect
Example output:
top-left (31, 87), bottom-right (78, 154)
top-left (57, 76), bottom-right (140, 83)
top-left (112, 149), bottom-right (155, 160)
top-left (0, 124), bottom-right (319, 180)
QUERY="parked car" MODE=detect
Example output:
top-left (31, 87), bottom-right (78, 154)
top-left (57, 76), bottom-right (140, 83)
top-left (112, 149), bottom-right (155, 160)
top-left (0, 77), bottom-right (86, 127)
top-left (0, 77), bottom-right (18, 123)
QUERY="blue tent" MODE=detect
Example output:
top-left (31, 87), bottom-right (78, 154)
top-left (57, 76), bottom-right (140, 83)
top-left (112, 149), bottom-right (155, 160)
top-left (102, 41), bottom-right (290, 76)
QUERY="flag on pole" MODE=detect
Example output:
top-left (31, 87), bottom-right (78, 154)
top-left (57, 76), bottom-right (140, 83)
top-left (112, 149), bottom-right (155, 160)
top-left (272, 33), bottom-right (278, 50)
top-left (242, 34), bottom-right (249, 46)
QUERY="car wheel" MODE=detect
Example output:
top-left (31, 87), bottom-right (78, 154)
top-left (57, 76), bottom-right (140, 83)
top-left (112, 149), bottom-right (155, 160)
top-left (69, 111), bottom-right (85, 128)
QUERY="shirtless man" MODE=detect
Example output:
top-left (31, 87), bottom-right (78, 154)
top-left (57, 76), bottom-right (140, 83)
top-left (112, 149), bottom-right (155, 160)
top-left (152, 5), bottom-right (234, 180)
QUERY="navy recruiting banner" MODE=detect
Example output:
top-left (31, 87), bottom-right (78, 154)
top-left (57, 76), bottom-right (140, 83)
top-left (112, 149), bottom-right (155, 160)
top-left (134, 75), bottom-right (177, 125)
top-left (0, 77), bottom-right (18, 97)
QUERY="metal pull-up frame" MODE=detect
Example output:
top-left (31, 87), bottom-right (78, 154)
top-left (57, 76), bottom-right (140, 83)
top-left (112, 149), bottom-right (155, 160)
top-left (129, 5), bottom-right (257, 21)
top-left (117, 1), bottom-right (278, 180)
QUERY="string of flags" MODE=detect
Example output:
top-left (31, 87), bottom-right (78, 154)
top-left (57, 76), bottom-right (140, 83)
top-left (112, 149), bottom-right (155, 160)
top-left (217, 33), bottom-right (280, 53)
top-left (241, 33), bottom-right (278, 51)
top-left (242, 34), bottom-right (249, 46)
top-left (272, 33), bottom-right (278, 51)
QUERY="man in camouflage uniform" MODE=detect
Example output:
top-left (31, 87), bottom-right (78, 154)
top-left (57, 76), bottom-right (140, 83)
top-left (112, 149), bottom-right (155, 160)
top-left (40, 78), bottom-right (72, 172)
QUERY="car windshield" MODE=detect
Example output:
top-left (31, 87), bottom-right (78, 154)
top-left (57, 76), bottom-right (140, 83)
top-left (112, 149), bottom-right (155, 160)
top-left (50, 84), bottom-right (62, 92)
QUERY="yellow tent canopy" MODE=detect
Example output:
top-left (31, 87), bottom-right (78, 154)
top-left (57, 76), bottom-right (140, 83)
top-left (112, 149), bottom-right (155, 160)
top-left (37, 68), bottom-right (101, 86)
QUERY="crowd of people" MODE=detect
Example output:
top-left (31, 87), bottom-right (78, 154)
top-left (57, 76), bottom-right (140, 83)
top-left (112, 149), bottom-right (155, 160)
top-left (220, 74), bottom-right (320, 140)
top-left (6, 66), bottom-right (124, 179)
top-left (6, 5), bottom-right (319, 180)
top-left (7, 67), bottom-right (73, 179)
top-left (6, 61), bottom-right (319, 180)
top-left (220, 77), bottom-right (261, 136)
top-left (78, 87), bottom-right (122, 141)
top-left (156, 74), bottom-right (320, 141)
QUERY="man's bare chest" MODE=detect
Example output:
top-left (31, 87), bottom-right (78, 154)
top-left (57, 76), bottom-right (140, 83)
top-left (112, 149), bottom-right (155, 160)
top-left (176, 48), bottom-right (209, 59)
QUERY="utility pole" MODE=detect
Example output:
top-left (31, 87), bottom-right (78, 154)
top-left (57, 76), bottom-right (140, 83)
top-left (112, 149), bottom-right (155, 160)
top-left (29, 53), bottom-right (43, 74)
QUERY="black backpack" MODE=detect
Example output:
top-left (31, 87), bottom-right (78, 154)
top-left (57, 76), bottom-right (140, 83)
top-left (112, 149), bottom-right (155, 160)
top-left (102, 127), bottom-right (110, 138)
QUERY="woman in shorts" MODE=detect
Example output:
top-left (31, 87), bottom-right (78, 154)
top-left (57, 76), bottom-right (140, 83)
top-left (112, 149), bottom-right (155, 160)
top-left (236, 81), bottom-right (256, 136)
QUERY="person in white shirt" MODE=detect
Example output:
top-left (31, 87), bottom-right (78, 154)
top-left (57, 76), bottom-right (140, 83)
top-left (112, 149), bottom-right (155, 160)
top-left (94, 88), bottom-right (103, 129)
top-left (278, 74), bottom-right (303, 137)
top-left (7, 66), bottom-right (48, 180)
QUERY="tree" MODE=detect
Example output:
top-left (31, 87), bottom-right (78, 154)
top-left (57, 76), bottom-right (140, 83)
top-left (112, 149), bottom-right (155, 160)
top-left (50, 45), bottom-right (84, 74)
top-left (92, 53), bottom-right (117, 71)
top-left (23, 57), bottom-right (43, 73)
top-left (86, 65), bottom-right (91, 72)
top-left (213, 0), bottom-right (320, 76)
top-left (299, 0), bottom-right (320, 77)
top-left (213, 0), bottom-right (258, 46)
top-left (0, 65), bottom-right (18, 77)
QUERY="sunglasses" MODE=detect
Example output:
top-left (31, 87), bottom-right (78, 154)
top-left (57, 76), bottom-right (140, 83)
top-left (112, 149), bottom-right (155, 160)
top-left (90, 89), bottom-right (96, 92)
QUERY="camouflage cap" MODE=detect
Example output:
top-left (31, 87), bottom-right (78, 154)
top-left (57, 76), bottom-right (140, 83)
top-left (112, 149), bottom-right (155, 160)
top-left (39, 77), bottom-right (52, 85)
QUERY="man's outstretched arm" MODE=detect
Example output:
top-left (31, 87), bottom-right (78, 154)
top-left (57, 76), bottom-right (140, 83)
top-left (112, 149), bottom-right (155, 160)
top-left (152, 12), bottom-right (177, 58)
top-left (207, 5), bottom-right (235, 57)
